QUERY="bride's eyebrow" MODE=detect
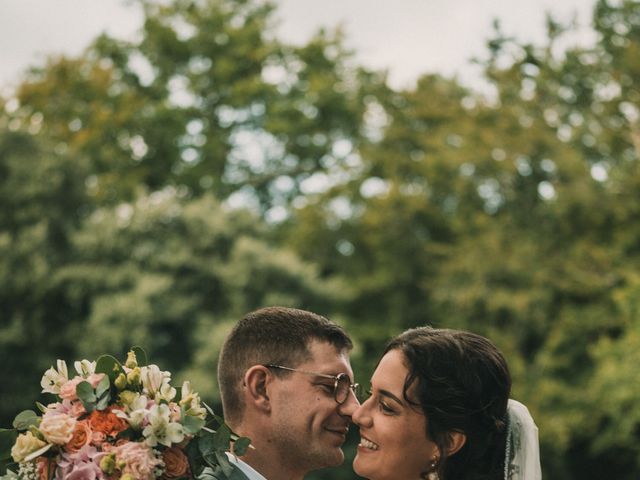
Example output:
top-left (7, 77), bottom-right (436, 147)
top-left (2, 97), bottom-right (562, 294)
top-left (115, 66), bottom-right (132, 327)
top-left (377, 388), bottom-right (404, 407)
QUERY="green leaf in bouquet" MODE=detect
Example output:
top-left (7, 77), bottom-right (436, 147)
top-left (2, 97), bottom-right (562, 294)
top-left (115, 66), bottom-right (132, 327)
top-left (0, 429), bottom-right (18, 461)
top-left (95, 376), bottom-right (111, 410)
top-left (12, 411), bottom-right (39, 431)
top-left (231, 436), bottom-right (251, 456)
top-left (185, 438), bottom-right (206, 476)
top-left (130, 346), bottom-right (147, 367)
top-left (215, 451), bottom-right (234, 477)
top-left (35, 402), bottom-right (47, 414)
top-left (95, 355), bottom-right (124, 382)
top-left (96, 394), bottom-right (110, 411)
top-left (76, 381), bottom-right (97, 412)
top-left (182, 414), bottom-right (206, 435)
top-left (96, 375), bottom-right (110, 397)
top-left (198, 430), bottom-right (215, 457)
top-left (212, 424), bottom-right (231, 451)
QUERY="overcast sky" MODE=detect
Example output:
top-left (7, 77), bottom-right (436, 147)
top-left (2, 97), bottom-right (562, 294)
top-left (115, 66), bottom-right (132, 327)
top-left (1, 0), bottom-right (598, 93)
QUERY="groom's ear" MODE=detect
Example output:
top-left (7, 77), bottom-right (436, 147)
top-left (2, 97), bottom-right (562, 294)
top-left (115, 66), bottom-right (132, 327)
top-left (243, 365), bottom-right (273, 413)
top-left (446, 431), bottom-right (467, 456)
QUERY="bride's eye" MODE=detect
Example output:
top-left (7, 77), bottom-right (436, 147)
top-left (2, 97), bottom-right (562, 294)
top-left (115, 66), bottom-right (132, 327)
top-left (378, 400), bottom-right (396, 415)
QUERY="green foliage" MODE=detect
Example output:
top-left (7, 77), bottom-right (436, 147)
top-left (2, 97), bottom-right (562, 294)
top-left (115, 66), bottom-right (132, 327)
top-left (10, 412), bottom-right (39, 431)
top-left (2, 0), bottom-right (640, 478)
top-left (76, 376), bottom-right (111, 413)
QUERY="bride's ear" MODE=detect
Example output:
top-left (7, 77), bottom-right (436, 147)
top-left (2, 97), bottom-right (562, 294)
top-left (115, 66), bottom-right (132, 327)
top-left (446, 431), bottom-right (467, 456)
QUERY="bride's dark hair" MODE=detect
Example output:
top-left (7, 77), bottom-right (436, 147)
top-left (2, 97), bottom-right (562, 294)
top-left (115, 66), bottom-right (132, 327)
top-left (384, 327), bottom-right (511, 480)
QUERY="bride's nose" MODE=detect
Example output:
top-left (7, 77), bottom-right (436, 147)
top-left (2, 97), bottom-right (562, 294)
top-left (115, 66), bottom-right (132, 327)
top-left (352, 398), bottom-right (373, 428)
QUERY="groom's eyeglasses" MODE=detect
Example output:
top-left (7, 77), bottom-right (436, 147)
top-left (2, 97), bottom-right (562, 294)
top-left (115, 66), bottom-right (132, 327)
top-left (263, 364), bottom-right (361, 405)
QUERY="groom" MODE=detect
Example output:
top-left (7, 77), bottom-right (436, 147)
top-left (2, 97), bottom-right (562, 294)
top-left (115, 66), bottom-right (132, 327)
top-left (215, 306), bottom-right (359, 480)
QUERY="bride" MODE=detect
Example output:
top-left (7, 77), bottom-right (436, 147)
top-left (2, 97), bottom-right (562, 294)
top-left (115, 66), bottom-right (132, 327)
top-left (352, 327), bottom-right (541, 480)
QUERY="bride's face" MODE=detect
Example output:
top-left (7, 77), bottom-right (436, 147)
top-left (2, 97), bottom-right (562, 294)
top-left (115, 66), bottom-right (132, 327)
top-left (352, 349), bottom-right (439, 480)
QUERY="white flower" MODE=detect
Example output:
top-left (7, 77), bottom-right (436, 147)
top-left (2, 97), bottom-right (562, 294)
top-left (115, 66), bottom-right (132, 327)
top-left (140, 365), bottom-right (171, 398)
top-left (73, 359), bottom-right (96, 377)
top-left (180, 381), bottom-right (207, 419)
top-left (142, 404), bottom-right (185, 447)
top-left (116, 393), bottom-right (150, 430)
top-left (158, 382), bottom-right (176, 403)
top-left (40, 360), bottom-right (68, 394)
top-left (129, 393), bottom-right (149, 412)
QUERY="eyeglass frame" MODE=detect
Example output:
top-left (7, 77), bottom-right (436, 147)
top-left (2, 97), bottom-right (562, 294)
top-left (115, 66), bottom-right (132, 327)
top-left (263, 364), bottom-right (361, 405)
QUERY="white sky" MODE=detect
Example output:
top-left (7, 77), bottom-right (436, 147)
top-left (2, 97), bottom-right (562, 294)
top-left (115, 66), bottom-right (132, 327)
top-left (1, 0), bottom-right (598, 93)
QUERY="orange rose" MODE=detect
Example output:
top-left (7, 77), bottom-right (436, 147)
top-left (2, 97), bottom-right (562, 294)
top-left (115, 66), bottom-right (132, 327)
top-left (88, 406), bottom-right (128, 437)
top-left (161, 447), bottom-right (190, 479)
top-left (65, 420), bottom-right (92, 452)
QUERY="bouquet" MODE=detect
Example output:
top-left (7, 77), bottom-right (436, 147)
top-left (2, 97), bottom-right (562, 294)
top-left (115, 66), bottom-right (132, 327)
top-left (0, 348), bottom-right (250, 480)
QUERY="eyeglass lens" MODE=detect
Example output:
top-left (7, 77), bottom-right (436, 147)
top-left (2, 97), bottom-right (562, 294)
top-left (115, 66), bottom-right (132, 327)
top-left (335, 373), bottom-right (360, 404)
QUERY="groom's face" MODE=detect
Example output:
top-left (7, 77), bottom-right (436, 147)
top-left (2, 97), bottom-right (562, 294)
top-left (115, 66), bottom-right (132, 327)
top-left (269, 340), bottom-right (359, 472)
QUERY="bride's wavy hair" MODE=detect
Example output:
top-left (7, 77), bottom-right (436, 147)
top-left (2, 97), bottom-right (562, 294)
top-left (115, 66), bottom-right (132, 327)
top-left (384, 327), bottom-right (511, 480)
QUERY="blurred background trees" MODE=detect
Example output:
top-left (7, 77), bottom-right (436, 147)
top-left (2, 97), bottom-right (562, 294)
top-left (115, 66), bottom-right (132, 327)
top-left (2, 0), bottom-right (640, 477)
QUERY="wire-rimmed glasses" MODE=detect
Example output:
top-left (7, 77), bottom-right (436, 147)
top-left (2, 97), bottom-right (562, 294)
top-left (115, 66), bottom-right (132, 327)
top-left (263, 364), bottom-right (361, 404)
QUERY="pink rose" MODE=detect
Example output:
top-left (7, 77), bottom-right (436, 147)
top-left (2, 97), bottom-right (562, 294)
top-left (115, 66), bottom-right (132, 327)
top-left (115, 442), bottom-right (162, 480)
top-left (87, 373), bottom-right (106, 389)
top-left (40, 411), bottom-right (76, 445)
top-left (59, 377), bottom-right (83, 401)
top-left (90, 431), bottom-right (107, 447)
top-left (66, 400), bottom-right (87, 418)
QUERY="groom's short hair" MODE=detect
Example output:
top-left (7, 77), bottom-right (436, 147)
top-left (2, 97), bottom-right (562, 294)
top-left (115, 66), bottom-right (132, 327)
top-left (218, 306), bottom-right (353, 424)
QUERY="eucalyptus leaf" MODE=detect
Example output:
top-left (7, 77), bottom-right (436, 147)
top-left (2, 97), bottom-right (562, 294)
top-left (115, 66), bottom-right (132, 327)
top-left (12, 411), bottom-right (39, 431)
top-left (130, 346), bottom-right (147, 367)
top-left (95, 375), bottom-right (110, 397)
top-left (95, 355), bottom-right (124, 382)
top-left (95, 376), bottom-right (111, 411)
top-left (198, 431), bottom-right (215, 456)
top-left (215, 451), bottom-right (234, 477)
top-left (232, 437), bottom-right (251, 456)
top-left (182, 415), bottom-right (206, 435)
top-left (96, 393), bottom-right (110, 411)
top-left (76, 381), bottom-right (96, 412)
top-left (212, 424), bottom-right (231, 451)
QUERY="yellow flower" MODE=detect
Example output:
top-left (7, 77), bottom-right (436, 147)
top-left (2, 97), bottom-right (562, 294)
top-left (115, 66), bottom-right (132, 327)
top-left (125, 351), bottom-right (138, 369)
top-left (114, 373), bottom-right (128, 390)
top-left (11, 432), bottom-right (47, 463)
top-left (127, 367), bottom-right (141, 386)
top-left (100, 453), bottom-right (117, 475)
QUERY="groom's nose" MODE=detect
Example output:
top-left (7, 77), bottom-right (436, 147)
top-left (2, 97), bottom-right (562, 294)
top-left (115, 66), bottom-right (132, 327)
top-left (337, 387), bottom-right (360, 417)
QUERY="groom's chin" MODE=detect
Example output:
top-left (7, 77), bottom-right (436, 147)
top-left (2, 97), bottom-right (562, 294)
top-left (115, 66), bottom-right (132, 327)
top-left (319, 445), bottom-right (345, 467)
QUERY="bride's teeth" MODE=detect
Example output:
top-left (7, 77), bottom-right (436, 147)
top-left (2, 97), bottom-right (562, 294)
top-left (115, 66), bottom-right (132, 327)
top-left (360, 438), bottom-right (379, 450)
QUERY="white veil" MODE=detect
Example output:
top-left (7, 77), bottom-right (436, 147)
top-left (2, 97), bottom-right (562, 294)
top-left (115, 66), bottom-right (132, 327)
top-left (504, 399), bottom-right (542, 480)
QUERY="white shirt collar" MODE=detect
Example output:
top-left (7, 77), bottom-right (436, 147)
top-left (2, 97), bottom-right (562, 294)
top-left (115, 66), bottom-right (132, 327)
top-left (226, 452), bottom-right (268, 480)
